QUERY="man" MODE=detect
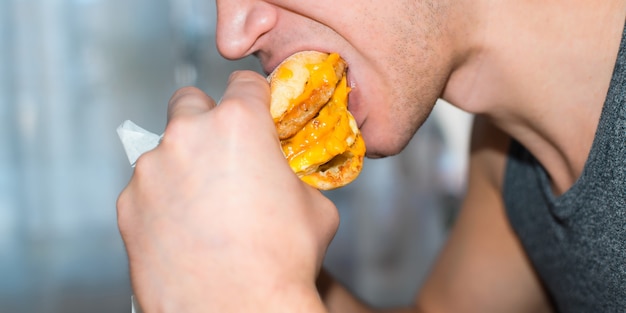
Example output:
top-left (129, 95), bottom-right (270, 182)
top-left (117, 0), bottom-right (626, 312)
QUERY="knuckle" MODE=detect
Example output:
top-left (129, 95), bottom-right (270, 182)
top-left (162, 115), bottom-right (197, 148)
top-left (132, 146), bottom-right (159, 177)
top-left (324, 198), bottom-right (341, 235)
top-left (168, 86), bottom-right (204, 107)
top-left (223, 98), bottom-right (256, 122)
top-left (215, 99), bottom-right (259, 135)
top-left (168, 110), bottom-right (197, 130)
top-left (116, 186), bottom-right (133, 235)
top-left (163, 116), bottom-right (187, 141)
top-left (312, 193), bottom-right (340, 241)
top-left (228, 70), bottom-right (264, 83)
top-left (116, 152), bottom-right (157, 236)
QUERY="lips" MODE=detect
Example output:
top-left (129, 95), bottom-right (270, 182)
top-left (345, 69), bottom-right (364, 128)
top-left (262, 51), bottom-right (314, 76)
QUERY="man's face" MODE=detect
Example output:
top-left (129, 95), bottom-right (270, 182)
top-left (215, 0), bottom-right (451, 158)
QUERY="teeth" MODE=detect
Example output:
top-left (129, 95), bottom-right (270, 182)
top-left (349, 79), bottom-right (357, 89)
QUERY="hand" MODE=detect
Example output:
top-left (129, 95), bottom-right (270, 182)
top-left (117, 71), bottom-right (338, 312)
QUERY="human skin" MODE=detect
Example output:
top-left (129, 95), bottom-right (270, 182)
top-left (216, 0), bottom-right (460, 159)
top-left (117, 0), bottom-right (626, 312)
top-left (118, 75), bottom-right (335, 312)
top-left (215, 0), bottom-right (624, 193)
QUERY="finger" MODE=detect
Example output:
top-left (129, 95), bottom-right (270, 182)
top-left (167, 86), bottom-right (216, 122)
top-left (220, 70), bottom-right (270, 114)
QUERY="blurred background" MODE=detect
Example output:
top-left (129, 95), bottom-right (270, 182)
top-left (0, 0), bottom-right (472, 312)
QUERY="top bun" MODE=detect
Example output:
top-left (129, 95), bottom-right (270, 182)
top-left (268, 51), bottom-right (330, 119)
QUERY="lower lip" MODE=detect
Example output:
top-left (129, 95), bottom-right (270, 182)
top-left (346, 71), bottom-right (364, 127)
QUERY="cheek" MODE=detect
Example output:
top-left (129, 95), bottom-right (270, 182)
top-left (365, 47), bottom-right (448, 156)
top-left (339, 3), bottom-right (446, 157)
top-left (360, 63), bottom-right (441, 157)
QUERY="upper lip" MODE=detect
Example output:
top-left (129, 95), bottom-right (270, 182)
top-left (257, 51), bottom-right (288, 76)
top-left (262, 63), bottom-right (278, 76)
top-left (260, 59), bottom-right (276, 76)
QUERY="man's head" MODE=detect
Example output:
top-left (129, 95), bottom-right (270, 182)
top-left (215, 0), bottom-right (460, 158)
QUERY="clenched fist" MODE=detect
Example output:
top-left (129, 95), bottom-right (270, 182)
top-left (117, 71), bottom-right (338, 312)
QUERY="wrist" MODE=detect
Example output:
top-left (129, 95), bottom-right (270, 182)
top-left (265, 281), bottom-right (328, 313)
top-left (134, 271), bottom-right (327, 313)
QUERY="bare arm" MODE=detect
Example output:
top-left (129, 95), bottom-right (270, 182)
top-left (320, 116), bottom-right (554, 313)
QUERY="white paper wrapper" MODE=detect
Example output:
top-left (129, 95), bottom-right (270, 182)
top-left (131, 295), bottom-right (143, 313)
top-left (116, 120), bottom-right (162, 166)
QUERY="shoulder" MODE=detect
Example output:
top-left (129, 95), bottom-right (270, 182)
top-left (416, 115), bottom-right (554, 313)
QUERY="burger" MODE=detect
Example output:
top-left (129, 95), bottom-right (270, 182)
top-left (268, 51), bottom-right (366, 190)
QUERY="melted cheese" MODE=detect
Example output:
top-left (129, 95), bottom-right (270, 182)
top-left (274, 53), bottom-right (342, 122)
top-left (274, 52), bottom-right (365, 189)
top-left (281, 75), bottom-right (357, 175)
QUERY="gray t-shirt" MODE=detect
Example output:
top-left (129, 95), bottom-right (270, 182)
top-left (503, 26), bottom-right (626, 312)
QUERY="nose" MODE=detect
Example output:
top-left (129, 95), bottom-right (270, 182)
top-left (216, 1), bottom-right (278, 60)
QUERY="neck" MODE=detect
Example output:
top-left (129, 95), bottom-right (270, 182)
top-left (442, 0), bottom-right (626, 194)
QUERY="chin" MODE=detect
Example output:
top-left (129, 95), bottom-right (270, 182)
top-left (361, 127), bottom-right (414, 159)
top-left (359, 108), bottom-right (429, 159)
top-left (364, 143), bottom-right (408, 159)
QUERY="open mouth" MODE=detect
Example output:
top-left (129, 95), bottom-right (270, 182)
top-left (345, 69), bottom-right (364, 128)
